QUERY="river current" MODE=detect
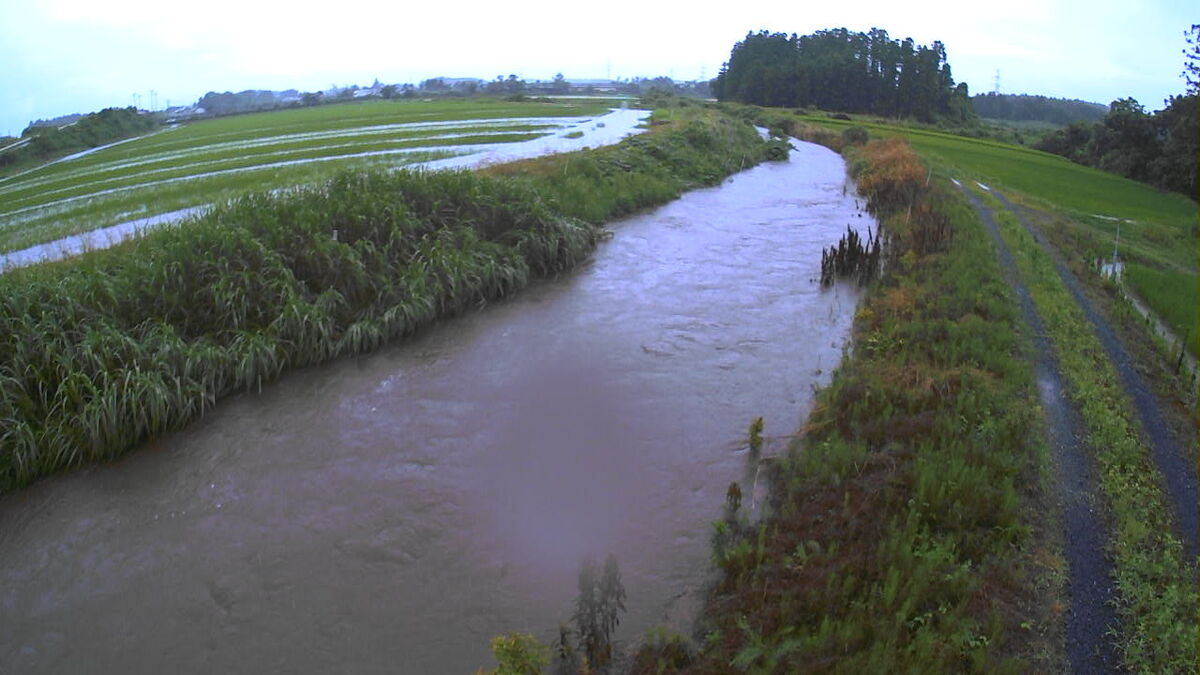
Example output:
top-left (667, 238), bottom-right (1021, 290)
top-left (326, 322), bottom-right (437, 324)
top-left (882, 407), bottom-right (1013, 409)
top-left (0, 139), bottom-right (874, 672)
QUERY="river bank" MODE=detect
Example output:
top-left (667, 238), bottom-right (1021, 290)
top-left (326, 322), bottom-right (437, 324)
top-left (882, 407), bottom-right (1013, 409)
top-left (0, 104), bottom-right (765, 494)
top-left (0, 115), bottom-right (871, 672)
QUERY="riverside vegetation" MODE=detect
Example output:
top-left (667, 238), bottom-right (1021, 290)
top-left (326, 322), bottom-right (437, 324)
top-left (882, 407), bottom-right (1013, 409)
top-left (620, 104), bottom-right (1195, 673)
top-left (792, 111), bottom-right (1198, 360)
top-left (676, 131), bottom-right (1052, 672)
top-left (0, 104), bottom-right (768, 494)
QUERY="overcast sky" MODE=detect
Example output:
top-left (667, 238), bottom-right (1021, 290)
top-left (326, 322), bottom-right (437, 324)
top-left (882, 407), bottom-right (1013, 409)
top-left (0, 0), bottom-right (1194, 136)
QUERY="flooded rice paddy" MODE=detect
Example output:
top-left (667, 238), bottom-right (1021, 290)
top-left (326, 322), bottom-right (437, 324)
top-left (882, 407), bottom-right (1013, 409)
top-left (0, 139), bottom-right (873, 672)
top-left (0, 108), bottom-right (649, 272)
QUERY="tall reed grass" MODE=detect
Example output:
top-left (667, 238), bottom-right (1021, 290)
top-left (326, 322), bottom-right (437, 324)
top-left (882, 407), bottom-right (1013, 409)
top-left (0, 107), bottom-right (766, 493)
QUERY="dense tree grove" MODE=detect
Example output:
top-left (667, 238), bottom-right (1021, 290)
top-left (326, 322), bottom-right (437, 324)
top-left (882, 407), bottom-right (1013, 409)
top-left (971, 93), bottom-right (1108, 125)
top-left (1035, 25), bottom-right (1199, 198)
top-left (712, 28), bottom-right (974, 122)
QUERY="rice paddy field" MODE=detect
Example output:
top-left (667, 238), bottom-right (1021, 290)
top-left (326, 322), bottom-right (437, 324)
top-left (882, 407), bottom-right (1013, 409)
top-left (0, 98), bottom-right (623, 254)
top-left (795, 112), bottom-right (1199, 356)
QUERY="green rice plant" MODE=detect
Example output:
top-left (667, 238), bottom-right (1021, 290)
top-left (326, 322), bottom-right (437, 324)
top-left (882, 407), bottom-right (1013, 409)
top-left (1124, 262), bottom-right (1198, 357)
top-left (1, 97), bottom-right (620, 253)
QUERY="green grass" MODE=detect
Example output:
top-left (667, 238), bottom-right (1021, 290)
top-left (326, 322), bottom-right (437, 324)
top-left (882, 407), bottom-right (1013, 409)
top-left (1125, 263), bottom-right (1199, 356)
top-left (690, 103), bottom-right (1197, 672)
top-left (0, 105), bottom-right (767, 494)
top-left (56, 98), bottom-right (613, 167)
top-left (0, 98), bottom-right (618, 252)
top-left (0, 150), bottom-right (461, 253)
top-left (690, 137), bottom-right (1054, 672)
top-left (796, 114), bottom-right (1197, 273)
top-left (984, 189), bottom-right (1196, 672)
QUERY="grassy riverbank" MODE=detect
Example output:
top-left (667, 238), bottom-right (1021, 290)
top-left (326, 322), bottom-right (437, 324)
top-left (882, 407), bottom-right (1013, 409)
top-left (0, 105), bottom-right (766, 494)
top-left (633, 105), bottom-right (1194, 673)
top-left (672, 134), bottom-right (1055, 672)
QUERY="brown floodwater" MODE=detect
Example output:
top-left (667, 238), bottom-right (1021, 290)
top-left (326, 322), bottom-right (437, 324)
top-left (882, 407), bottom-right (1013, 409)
top-left (0, 140), bottom-right (873, 673)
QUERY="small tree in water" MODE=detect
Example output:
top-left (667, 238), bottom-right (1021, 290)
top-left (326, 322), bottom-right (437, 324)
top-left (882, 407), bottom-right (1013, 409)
top-left (572, 554), bottom-right (627, 670)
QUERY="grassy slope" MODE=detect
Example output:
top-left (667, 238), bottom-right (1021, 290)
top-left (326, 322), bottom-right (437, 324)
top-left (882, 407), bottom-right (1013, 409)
top-left (799, 114), bottom-right (1198, 273)
top-left (0, 104), bottom-right (766, 494)
top-left (801, 114), bottom-right (1199, 363)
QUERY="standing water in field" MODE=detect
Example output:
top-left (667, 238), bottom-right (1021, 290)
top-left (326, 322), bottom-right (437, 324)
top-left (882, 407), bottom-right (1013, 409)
top-left (0, 109), bottom-right (651, 273)
top-left (0, 140), bottom-right (873, 672)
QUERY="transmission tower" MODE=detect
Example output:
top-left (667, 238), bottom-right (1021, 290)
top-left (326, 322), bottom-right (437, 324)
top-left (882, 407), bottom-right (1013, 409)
top-left (993, 70), bottom-right (1001, 94)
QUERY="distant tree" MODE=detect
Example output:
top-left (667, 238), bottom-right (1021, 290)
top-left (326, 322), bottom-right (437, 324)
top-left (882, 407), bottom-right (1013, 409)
top-left (551, 72), bottom-right (570, 94)
top-left (421, 78), bottom-right (448, 92)
top-left (379, 85), bottom-right (397, 100)
top-left (301, 92), bottom-right (322, 106)
top-left (1035, 93), bottom-right (1196, 197)
top-left (1183, 24), bottom-right (1200, 93)
top-left (972, 93), bottom-right (1108, 125)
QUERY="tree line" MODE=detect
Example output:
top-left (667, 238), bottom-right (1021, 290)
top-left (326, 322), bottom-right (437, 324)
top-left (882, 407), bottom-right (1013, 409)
top-left (712, 28), bottom-right (974, 123)
top-left (1034, 25), bottom-right (1199, 198)
top-left (972, 93), bottom-right (1108, 125)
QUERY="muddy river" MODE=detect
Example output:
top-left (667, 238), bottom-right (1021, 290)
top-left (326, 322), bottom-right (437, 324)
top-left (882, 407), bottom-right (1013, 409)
top-left (0, 140), bottom-right (872, 672)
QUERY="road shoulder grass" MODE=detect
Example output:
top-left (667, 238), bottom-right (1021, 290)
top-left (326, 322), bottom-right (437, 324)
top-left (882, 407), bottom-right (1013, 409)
top-left (980, 187), bottom-right (1197, 671)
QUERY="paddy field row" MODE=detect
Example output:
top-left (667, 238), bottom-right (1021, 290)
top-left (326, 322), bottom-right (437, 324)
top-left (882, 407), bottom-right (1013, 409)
top-left (0, 99), bottom-right (622, 254)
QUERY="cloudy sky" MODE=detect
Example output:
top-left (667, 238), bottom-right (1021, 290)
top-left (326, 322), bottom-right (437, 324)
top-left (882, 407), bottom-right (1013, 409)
top-left (0, 0), bottom-right (1194, 135)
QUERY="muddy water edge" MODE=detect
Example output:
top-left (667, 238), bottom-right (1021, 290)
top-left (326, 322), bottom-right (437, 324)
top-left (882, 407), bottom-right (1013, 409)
top-left (0, 140), bottom-right (874, 672)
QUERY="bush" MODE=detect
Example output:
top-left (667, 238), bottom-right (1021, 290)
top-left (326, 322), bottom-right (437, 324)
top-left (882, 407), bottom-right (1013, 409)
top-left (841, 126), bottom-right (869, 146)
top-left (487, 633), bottom-right (550, 675)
